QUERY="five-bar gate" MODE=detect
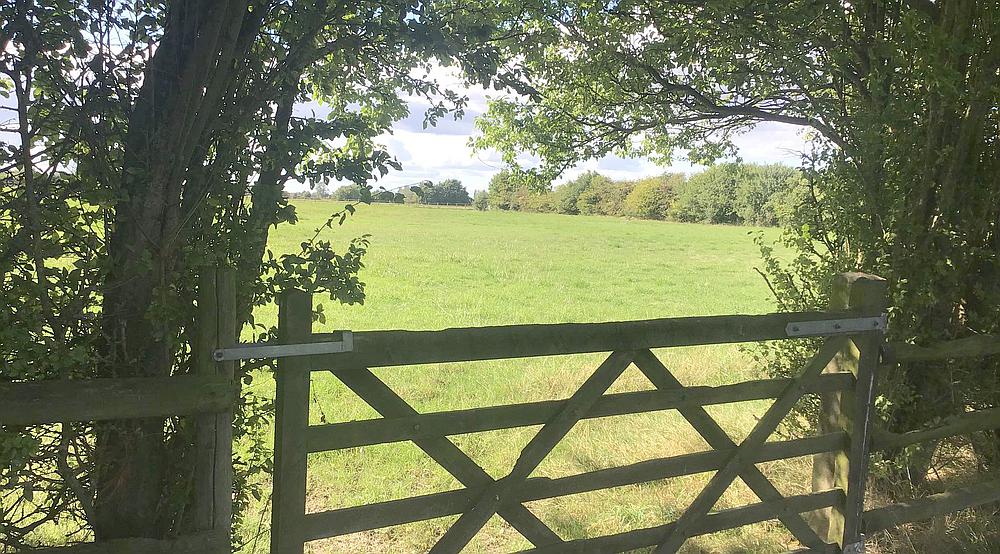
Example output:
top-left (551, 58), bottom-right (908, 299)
top-left (268, 274), bottom-right (888, 553)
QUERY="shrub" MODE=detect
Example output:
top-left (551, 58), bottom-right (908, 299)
top-left (670, 163), bottom-right (802, 226)
top-left (488, 170), bottom-right (550, 210)
top-left (515, 189), bottom-right (556, 212)
top-left (670, 164), bottom-right (742, 224)
top-left (552, 171), bottom-right (605, 214)
top-left (473, 190), bottom-right (489, 211)
top-left (577, 178), bottom-right (634, 216)
top-left (623, 174), bottom-right (681, 219)
top-left (734, 164), bottom-right (804, 226)
top-left (488, 170), bottom-right (522, 209)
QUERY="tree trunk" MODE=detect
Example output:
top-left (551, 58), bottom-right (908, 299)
top-left (94, 0), bottom-right (250, 539)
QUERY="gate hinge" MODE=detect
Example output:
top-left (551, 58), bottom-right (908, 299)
top-left (212, 331), bottom-right (353, 361)
top-left (786, 314), bottom-right (887, 337)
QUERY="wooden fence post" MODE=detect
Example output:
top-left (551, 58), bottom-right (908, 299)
top-left (192, 266), bottom-right (237, 547)
top-left (812, 272), bottom-right (887, 551)
top-left (271, 289), bottom-right (313, 554)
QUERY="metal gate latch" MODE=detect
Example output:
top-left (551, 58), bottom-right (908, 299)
top-left (786, 314), bottom-right (887, 337)
top-left (212, 331), bottom-right (353, 361)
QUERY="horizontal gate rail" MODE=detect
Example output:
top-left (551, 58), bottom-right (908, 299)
top-left (302, 432), bottom-right (848, 540)
top-left (0, 375), bottom-right (236, 425)
top-left (862, 479), bottom-right (1000, 534)
top-left (889, 333), bottom-right (1000, 362)
top-left (303, 310), bottom-right (871, 368)
top-left (871, 407), bottom-right (1000, 451)
top-left (306, 373), bottom-right (854, 451)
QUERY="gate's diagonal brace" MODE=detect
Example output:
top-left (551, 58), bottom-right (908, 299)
top-left (632, 349), bottom-right (831, 552)
top-left (430, 350), bottom-right (635, 554)
top-left (330, 368), bottom-right (562, 548)
top-left (651, 337), bottom-right (848, 553)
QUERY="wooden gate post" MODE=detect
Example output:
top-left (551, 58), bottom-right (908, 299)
top-left (271, 289), bottom-right (313, 554)
top-left (193, 266), bottom-right (238, 549)
top-left (812, 272), bottom-right (887, 551)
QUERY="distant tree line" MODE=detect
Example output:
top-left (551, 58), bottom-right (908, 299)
top-left (485, 163), bottom-right (805, 226)
top-left (286, 179), bottom-right (474, 207)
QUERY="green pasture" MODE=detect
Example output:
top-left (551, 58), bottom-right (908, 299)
top-left (243, 202), bottom-right (814, 553)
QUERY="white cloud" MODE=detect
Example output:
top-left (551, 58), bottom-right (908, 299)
top-left (369, 120), bottom-right (810, 192)
top-left (290, 64), bottom-right (812, 193)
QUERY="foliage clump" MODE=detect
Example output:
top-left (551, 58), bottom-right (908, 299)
top-left (0, 0), bottom-right (499, 547)
top-left (472, 190), bottom-right (489, 211)
top-left (486, 163), bottom-right (801, 226)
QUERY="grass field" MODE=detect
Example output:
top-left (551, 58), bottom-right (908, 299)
top-left (242, 202), bottom-right (817, 553)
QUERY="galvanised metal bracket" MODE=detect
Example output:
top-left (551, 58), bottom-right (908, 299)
top-left (843, 537), bottom-right (865, 554)
top-left (212, 331), bottom-right (353, 361)
top-left (785, 314), bottom-right (887, 338)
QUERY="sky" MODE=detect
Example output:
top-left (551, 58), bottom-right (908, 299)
top-left (294, 70), bottom-right (813, 194)
top-left (2, 68), bottom-right (812, 193)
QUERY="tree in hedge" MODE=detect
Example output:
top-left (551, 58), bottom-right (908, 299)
top-left (473, 190), bottom-right (489, 210)
top-left (487, 169), bottom-right (539, 210)
top-left (668, 163), bottom-right (801, 226)
top-left (473, 0), bottom-right (1000, 480)
top-left (623, 174), bottom-right (682, 220)
top-left (516, 188), bottom-right (557, 213)
top-left (735, 164), bottom-right (804, 227)
top-left (576, 178), bottom-right (634, 216)
top-left (552, 171), bottom-right (605, 214)
top-left (423, 178), bottom-right (473, 205)
top-left (670, 164), bottom-right (743, 224)
top-left (0, 0), bottom-right (503, 546)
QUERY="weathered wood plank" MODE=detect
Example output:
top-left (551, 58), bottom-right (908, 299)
top-left (839, 275), bottom-right (887, 548)
top-left (891, 334), bottom-right (1000, 362)
top-left (862, 479), bottom-right (1000, 533)
top-left (872, 407), bottom-right (1000, 451)
top-left (430, 351), bottom-right (634, 554)
top-left (307, 311), bottom-right (856, 369)
top-left (301, 433), bottom-right (847, 539)
top-left (329, 367), bottom-right (562, 547)
top-left (191, 267), bottom-right (237, 540)
top-left (0, 375), bottom-right (236, 426)
top-left (305, 373), bottom-right (854, 451)
top-left (655, 337), bottom-right (846, 553)
top-left (518, 489), bottom-right (843, 554)
top-left (270, 290), bottom-right (313, 554)
top-left (811, 273), bottom-right (887, 548)
top-left (632, 349), bottom-right (828, 551)
top-left (27, 530), bottom-right (228, 554)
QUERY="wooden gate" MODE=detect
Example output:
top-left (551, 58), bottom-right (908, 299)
top-left (269, 274), bottom-right (888, 553)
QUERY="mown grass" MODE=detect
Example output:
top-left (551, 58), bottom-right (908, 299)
top-left (240, 202), bottom-right (819, 553)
